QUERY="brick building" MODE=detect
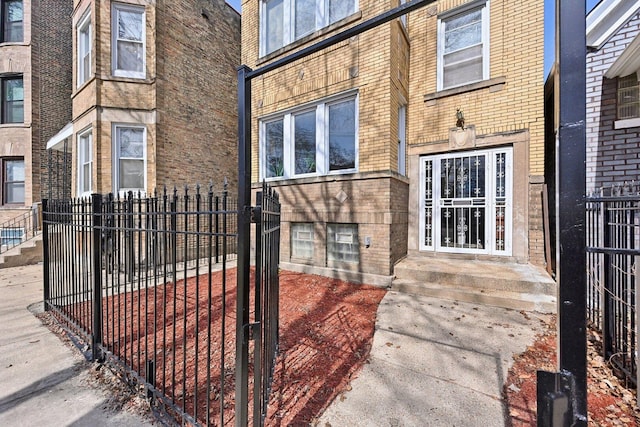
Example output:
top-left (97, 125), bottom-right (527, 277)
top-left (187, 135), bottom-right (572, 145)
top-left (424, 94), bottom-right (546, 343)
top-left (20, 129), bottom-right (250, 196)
top-left (242, 0), bottom-right (546, 283)
top-left (0, 0), bottom-right (72, 228)
top-left (585, 0), bottom-right (640, 192)
top-left (48, 0), bottom-right (240, 198)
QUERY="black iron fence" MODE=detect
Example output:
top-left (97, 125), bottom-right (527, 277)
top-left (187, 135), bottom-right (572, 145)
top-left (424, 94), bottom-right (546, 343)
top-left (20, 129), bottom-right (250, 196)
top-left (42, 183), bottom-right (281, 426)
top-left (586, 182), bottom-right (638, 388)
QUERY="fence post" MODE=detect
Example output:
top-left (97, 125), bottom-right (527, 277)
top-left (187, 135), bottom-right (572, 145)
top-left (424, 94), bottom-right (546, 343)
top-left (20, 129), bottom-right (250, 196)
top-left (602, 202), bottom-right (613, 359)
top-left (42, 199), bottom-right (50, 310)
top-left (91, 193), bottom-right (103, 361)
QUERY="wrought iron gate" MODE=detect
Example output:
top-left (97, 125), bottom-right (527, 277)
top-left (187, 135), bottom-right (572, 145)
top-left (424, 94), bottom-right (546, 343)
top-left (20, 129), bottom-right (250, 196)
top-left (42, 182), bottom-right (281, 426)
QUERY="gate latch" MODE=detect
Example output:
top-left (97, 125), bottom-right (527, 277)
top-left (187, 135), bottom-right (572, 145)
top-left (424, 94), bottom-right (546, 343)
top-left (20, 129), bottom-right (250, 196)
top-left (249, 206), bottom-right (262, 224)
top-left (246, 322), bottom-right (261, 340)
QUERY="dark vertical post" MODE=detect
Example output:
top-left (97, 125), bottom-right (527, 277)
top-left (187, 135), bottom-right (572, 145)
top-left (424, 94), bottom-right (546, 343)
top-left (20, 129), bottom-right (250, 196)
top-left (42, 199), bottom-right (50, 310)
top-left (236, 64), bottom-right (253, 427)
top-left (91, 193), bottom-right (103, 361)
top-left (603, 203), bottom-right (613, 357)
top-left (556, 0), bottom-right (587, 423)
top-left (253, 189), bottom-right (263, 426)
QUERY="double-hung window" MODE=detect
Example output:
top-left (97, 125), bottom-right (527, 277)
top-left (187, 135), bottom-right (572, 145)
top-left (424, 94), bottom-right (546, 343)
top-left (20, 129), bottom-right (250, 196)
top-left (112, 3), bottom-right (145, 79)
top-left (77, 129), bottom-right (92, 196)
top-left (77, 11), bottom-right (92, 86)
top-left (2, 157), bottom-right (24, 204)
top-left (261, 94), bottom-right (358, 180)
top-left (1, 75), bottom-right (23, 124)
top-left (114, 125), bottom-right (146, 194)
top-left (261, 0), bottom-right (357, 56)
top-left (1, 0), bottom-right (22, 43)
top-left (437, 1), bottom-right (489, 90)
top-left (617, 73), bottom-right (639, 121)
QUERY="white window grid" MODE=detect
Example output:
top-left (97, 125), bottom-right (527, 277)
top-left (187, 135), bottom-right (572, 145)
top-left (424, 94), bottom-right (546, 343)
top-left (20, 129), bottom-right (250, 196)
top-left (260, 0), bottom-right (358, 56)
top-left (436, 0), bottom-right (490, 91)
top-left (111, 2), bottom-right (145, 79)
top-left (77, 10), bottom-right (91, 87)
top-left (113, 124), bottom-right (146, 195)
top-left (259, 92), bottom-right (359, 181)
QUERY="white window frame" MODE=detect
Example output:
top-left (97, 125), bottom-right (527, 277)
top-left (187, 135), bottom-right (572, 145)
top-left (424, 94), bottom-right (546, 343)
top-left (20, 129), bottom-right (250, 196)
top-left (77, 128), bottom-right (92, 197)
top-left (260, 0), bottom-right (358, 56)
top-left (436, 0), bottom-right (490, 91)
top-left (113, 124), bottom-right (146, 195)
top-left (399, 0), bottom-right (407, 26)
top-left (77, 10), bottom-right (92, 87)
top-left (259, 92), bottom-right (359, 181)
top-left (398, 104), bottom-right (406, 176)
top-left (111, 2), bottom-right (145, 79)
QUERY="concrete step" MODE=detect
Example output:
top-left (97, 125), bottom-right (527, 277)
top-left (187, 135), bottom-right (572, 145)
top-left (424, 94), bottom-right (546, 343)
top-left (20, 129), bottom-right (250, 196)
top-left (0, 234), bottom-right (43, 269)
top-left (391, 279), bottom-right (556, 313)
top-left (394, 257), bottom-right (556, 296)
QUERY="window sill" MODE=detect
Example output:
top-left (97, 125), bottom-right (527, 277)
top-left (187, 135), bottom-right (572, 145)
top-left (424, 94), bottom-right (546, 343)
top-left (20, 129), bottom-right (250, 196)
top-left (0, 123), bottom-right (28, 128)
top-left (614, 117), bottom-right (640, 129)
top-left (0, 41), bottom-right (27, 47)
top-left (257, 11), bottom-right (362, 65)
top-left (0, 204), bottom-right (27, 210)
top-left (105, 74), bottom-right (154, 85)
top-left (423, 77), bottom-right (507, 103)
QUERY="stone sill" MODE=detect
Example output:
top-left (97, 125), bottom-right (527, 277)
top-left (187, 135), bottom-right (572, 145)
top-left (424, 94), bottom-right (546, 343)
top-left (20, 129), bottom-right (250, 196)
top-left (424, 77), bottom-right (507, 104)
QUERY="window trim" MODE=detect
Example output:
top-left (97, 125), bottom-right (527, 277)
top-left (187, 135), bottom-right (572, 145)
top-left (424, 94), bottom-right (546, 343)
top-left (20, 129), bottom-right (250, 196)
top-left (111, 2), bottom-right (146, 79)
top-left (113, 124), bottom-right (147, 195)
top-left (1, 74), bottom-right (24, 124)
top-left (1, 0), bottom-right (23, 43)
top-left (436, 0), bottom-right (490, 91)
top-left (259, 92), bottom-right (359, 181)
top-left (77, 10), bottom-right (92, 87)
top-left (77, 128), bottom-right (92, 197)
top-left (290, 222), bottom-right (314, 260)
top-left (2, 157), bottom-right (25, 205)
top-left (260, 0), bottom-right (358, 57)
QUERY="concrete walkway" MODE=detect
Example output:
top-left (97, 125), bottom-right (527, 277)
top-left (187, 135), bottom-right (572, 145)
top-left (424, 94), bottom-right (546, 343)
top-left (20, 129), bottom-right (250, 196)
top-left (319, 291), bottom-right (551, 426)
top-left (0, 263), bottom-right (551, 426)
top-left (0, 264), bottom-right (153, 426)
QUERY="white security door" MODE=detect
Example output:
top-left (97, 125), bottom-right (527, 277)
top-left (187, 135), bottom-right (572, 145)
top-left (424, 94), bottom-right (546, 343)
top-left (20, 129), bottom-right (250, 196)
top-left (420, 147), bottom-right (512, 255)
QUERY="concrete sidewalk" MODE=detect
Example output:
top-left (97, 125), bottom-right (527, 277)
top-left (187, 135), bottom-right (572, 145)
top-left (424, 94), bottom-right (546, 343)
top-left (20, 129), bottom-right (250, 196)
top-left (0, 264), bottom-right (153, 426)
top-left (319, 291), bottom-right (551, 426)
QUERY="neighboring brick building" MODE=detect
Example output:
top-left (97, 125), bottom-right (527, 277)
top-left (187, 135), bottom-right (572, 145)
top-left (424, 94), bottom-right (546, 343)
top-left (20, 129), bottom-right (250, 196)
top-left (242, 0), bottom-right (546, 283)
top-left (56, 0), bottom-right (240, 198)
top-left (0, 0), bottom-right (72, 227)
top-left (585, 0), bottom-right (640, 192)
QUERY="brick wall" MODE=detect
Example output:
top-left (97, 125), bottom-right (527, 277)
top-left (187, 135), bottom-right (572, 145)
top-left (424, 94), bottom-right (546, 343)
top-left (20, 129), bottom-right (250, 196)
top-left (586, 12), bottom-right (640, 192)
top-left (32, 0), bottom-right (73, 201)
top-left (155, 0), bottom-right (240, 192)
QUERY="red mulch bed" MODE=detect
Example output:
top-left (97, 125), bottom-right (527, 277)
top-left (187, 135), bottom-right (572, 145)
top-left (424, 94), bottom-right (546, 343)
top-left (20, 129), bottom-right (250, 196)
top-left (504, 316), bottom-right (640, 426)
top-left (61, 268), bottom-right (385, 425)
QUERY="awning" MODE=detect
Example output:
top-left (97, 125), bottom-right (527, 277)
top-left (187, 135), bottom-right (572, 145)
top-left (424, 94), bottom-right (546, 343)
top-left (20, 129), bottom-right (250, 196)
top-left (605, 33), bottom-right (640, 79)
top-left (46, 122), bottom-right (73, 151)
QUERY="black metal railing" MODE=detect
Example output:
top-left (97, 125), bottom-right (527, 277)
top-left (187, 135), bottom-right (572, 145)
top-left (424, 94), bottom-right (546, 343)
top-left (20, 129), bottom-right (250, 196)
top-left (586, 182), bottom-right (639, 388)
top-left (0, 204), bottom-right (42, 254)
top-left (253, 183), bottom-right (281, 425)
top-left (43, 184), bottom-right (242, 425)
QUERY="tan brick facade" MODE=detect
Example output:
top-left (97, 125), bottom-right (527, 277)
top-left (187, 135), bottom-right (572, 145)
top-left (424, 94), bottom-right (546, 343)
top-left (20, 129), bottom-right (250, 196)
top-left (0, 0), bottom-right (73, 224)
top-left (71, 0), bottom-right (240, 197)
top-left (242, 0), bottom-right (545, 280)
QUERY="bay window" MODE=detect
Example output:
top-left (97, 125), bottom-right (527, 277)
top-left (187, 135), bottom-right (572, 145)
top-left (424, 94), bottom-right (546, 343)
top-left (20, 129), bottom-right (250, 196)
top-left (1, 75), bottom-right (23, 123)
top-left (112, 3), bottom-right (145, 78)
top-left (78, 129), bottom-right (92, 196)
top-left (77, 11), bottom-right (92, 86)
top-left (114, 125), bottom-right (146, 193)
top-left (260, 94), bottom-right (358, 180)
top-left (1, 0), bottom-right (22, 43)
top-left (261, 0), bottom-right (357, 55)
top-left (2, 157), bottom-right (24, 205)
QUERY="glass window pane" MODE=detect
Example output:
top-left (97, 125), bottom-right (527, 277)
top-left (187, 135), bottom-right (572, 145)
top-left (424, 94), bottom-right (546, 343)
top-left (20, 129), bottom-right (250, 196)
top-left (82, 164), bottom-right (91, 192)
top-left (265, 0), bottom-right (283, 54)
top-left (6, 159), bottom-right (24, 181)
top-left (118, 10), bottom-right (143, 41)
top-left (327, 223), bottom-right (359, 263)
top-left (117, 40), bottom-right (144, 72)
top-left (5, 182), bottom-right (24, 203)
top-left (4, 0), bottom-right (23, 42)
top-left (119, 159), bottom-right (144, 189)
top-left (328, 100), bottom-right (356, 171)
top-left (291, 223), bottom-right (314, 259)
top-left (444, 9), bottom-right (481, 53)
top-left (118, 128), bottom-right (144, 158)
top-left (329, 0), bottom-right (354, 23)
top-left (294, 111), bottom-right (316, 174)
top-left (295, 0), bottom-right (315, 39)
top-left (265, 120), bottom-right (284, 177)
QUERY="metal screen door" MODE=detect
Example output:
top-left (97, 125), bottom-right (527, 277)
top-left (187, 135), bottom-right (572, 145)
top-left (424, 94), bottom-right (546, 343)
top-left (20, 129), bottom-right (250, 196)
top-left (420, 147), bottom-right (512, 255)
